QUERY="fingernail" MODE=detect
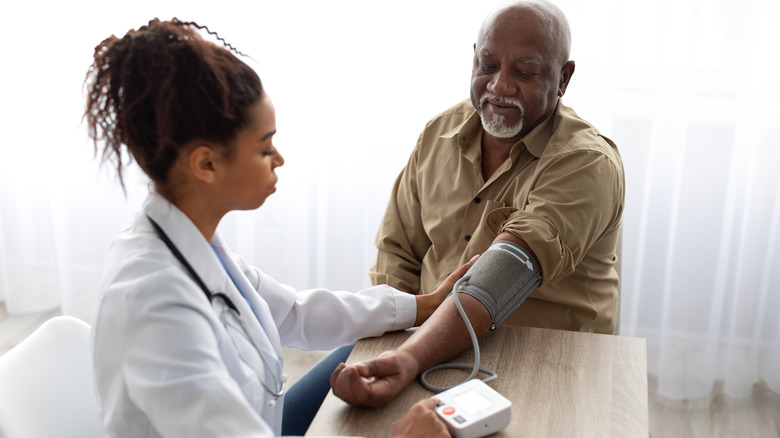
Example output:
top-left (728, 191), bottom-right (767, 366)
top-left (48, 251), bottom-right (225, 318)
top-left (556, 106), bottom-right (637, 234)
top-left (470, 254), bottom-right (480, 262)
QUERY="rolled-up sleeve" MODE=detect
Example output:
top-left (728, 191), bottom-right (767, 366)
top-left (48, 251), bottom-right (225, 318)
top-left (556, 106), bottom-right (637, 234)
top-left (497, 148), bottom-right (624, 286)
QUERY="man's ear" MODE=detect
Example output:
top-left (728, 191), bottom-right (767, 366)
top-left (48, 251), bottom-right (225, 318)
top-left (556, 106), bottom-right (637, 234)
top-left (558, 60), bottom-right (576, 97)
top-left (189, 145), bottom-right (218, 184)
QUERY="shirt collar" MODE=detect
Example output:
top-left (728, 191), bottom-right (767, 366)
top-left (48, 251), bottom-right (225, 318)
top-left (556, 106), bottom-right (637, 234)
top-left (521, 102), bottom-right (558, 158)
top-left (440, 99), bottom-right (560, 160)
top-left (441, 110), bottom-right (484, 163)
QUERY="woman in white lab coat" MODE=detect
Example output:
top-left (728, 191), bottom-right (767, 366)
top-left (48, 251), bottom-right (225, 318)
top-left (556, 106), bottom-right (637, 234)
top-left (84, 18), bottom-right (471, 437)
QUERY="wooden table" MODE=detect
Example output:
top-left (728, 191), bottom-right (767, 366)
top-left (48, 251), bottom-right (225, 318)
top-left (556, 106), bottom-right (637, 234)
top-left (306, 326), bottom-right (648, 437)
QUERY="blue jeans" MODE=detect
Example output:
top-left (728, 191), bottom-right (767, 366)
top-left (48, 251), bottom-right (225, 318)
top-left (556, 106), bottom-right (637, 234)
top-left (281, 344), bottom-right (354, 436)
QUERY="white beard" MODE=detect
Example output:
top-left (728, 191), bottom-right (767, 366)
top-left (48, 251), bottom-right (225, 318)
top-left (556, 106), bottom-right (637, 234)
top-left (481, 112), bottom-right (523, 138)
top-left (478, 92), bottom-right (524, 138)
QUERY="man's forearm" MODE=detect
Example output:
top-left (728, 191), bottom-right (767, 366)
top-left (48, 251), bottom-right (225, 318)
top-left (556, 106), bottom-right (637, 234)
top-left (330, 239), bottom-right (538, 408)
top-left (397, 293), bottom-right (493, 375)
top-left (400, 232), bottom-right (536, 373)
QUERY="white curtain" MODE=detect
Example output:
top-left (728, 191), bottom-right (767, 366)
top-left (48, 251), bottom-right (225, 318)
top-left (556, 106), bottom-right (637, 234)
top-left (1, 0), bottom-right (777, 400)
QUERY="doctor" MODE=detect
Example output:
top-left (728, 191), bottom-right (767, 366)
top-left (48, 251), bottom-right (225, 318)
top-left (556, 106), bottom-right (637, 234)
top-left (84, 18), bottom-right (471, 437)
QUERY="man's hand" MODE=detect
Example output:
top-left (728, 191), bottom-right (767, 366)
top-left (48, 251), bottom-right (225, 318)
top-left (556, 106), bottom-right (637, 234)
top-left (332, 256), bottom-right (491, 409)
top-left (330, 350), bottom-right (419, 408)
top-left (392, 398), bottom-right (449, 438)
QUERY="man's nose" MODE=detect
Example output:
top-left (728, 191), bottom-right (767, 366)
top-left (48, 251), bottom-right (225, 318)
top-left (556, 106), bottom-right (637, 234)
top-left (487, 69), bottom-right (516, 96)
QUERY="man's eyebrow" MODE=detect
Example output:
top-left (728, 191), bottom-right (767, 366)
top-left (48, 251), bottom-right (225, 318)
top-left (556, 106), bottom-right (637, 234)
top-left (262, 129), bottom-right (276, 141)
top-left (479, 49), bottom-right (543, 66)
top-left (514, 56), bottom-right (543, 66)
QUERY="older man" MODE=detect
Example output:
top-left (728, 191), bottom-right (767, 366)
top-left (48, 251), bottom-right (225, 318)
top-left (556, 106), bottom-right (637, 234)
top-left (373, 0), bottom-right (624, 334)
top-left (331, 0), bottom-right (624, 408)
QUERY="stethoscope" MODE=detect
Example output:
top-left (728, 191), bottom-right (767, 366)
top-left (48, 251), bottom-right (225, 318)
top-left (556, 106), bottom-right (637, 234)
top-left (147, 215), bottom-right (286, 405)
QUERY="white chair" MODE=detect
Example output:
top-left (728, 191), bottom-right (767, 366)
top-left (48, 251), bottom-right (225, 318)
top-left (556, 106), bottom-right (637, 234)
top-left (0, 315), bottom-right (100, 438)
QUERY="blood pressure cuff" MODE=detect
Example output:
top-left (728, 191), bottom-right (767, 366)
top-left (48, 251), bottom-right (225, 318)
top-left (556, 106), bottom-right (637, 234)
top-left (455, 240), bottom-right (541, 328)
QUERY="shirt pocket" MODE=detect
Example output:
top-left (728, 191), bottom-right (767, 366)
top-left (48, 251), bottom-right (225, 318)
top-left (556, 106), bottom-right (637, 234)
top-left (485, 204), bottom-right (518, 235)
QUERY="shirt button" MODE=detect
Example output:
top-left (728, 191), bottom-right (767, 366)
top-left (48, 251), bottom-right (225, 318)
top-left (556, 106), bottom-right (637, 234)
top-left (474, 197), bottom-right (481, 204)
top-left (465, 235), bottom-right (472, 242)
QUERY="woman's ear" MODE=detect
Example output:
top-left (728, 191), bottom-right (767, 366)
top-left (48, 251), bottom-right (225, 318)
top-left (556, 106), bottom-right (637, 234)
top-left (189, 145), bottom-right (218, 184)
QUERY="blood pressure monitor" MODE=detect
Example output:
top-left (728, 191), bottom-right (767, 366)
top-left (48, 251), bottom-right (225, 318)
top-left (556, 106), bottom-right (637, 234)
top-left (433, 379), bottom-right (512, 438)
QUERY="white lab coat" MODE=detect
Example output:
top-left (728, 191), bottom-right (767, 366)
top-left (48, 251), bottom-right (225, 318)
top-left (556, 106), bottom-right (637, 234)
top-left (92, 193), bottom-right (416, 437)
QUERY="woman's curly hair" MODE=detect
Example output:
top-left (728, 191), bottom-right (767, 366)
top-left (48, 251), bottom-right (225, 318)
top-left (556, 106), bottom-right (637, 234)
top-left (83, 18), bottom-right (263, 190)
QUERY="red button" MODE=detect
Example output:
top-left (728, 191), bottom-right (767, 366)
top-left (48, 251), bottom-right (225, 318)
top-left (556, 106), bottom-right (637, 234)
top-left (443, 407), bottom-right (455, 415)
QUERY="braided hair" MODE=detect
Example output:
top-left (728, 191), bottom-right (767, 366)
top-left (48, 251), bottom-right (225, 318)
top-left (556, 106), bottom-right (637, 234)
top-left (83, 18), bottom-right (262, 191)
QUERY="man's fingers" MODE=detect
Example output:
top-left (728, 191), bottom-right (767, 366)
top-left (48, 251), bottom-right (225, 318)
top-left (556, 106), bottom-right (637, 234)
top-left (360, 355), bottom-right (402, 379)
top-left (330, 362), bottom-right (346, 388)
top-left (332, 364), bottom-right (376, 405)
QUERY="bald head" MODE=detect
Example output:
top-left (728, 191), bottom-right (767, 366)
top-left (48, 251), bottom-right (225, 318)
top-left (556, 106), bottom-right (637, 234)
top-left (478, 0), bottom-right (572, 67)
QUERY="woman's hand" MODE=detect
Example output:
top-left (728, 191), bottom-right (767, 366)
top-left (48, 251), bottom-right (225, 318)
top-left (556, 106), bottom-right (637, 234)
top-left (392, 398), bottom-right (449, 438)
top-left (414, 254), bottom-right (479, 326)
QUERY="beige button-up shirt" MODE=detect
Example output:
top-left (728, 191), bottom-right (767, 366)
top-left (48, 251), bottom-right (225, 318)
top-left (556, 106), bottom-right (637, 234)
top-left (370, 99), bottom-right (624, 333)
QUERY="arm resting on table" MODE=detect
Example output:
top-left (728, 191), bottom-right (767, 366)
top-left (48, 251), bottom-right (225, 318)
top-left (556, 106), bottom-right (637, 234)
top-left (331, 232), bottom-right (539, 408)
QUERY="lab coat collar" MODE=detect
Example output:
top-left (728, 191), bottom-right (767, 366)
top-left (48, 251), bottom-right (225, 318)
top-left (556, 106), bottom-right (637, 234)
top-left (142, 193), bottom-right (226, 295)
top-left (141, 193), bottom-right (283, 374)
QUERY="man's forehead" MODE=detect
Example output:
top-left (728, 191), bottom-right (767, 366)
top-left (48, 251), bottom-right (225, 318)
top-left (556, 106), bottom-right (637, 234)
top-left (476, 3), bottom-right (561, 62)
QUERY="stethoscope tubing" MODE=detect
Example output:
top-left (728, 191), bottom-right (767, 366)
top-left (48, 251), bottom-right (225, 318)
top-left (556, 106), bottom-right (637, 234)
top-left (146, 215), bottom-right (284, 400)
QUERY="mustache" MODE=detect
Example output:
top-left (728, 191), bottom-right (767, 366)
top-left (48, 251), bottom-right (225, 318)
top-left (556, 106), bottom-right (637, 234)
top-left (479, 92), bottom-right (523, 111)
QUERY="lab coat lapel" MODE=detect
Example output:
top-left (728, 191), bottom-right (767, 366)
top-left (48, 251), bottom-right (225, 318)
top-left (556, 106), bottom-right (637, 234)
top-left (142, 193), bottom-right (283, 375)
top-left (213, 268), bottom-right (284, 377)
top-left (210, 234), bottom-right (284, 365)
